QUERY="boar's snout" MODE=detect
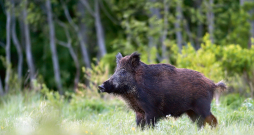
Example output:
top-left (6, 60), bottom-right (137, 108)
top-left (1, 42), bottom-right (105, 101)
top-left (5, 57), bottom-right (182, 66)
top-left (98, 84), bottom-right (105, 92)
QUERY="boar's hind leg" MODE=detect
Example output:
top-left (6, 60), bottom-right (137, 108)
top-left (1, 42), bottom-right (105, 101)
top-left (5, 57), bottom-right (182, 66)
top-left (205, 113), bottom-right (218, 128)
top-left (136, 112), bottom-right (146, 129)
top-left (192, 99), bottom-right (213, 128)
top-left (186, 110), bottom-right (205, 128)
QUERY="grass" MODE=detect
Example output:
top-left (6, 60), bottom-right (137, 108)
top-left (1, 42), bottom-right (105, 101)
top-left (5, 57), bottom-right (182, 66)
top-left (0, 92), bottom-right (254, 135)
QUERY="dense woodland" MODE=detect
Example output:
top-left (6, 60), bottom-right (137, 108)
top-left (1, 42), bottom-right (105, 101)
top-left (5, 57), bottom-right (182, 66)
top-left (0, 0), bottom-right (254, 96)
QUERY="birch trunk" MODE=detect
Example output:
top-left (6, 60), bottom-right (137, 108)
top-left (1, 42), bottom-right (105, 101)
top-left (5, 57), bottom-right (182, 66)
top-left (69, 45), bottom-right (80, 92)
top-left (175, 0), bottom-right (183, 52)
top-left (57, 21), bottom-right (80, 92)
top-left (46, 0), bottom-right (63, 94)
top-left (148, 0), bottom-right (161, 62)
top-left (183, 18), bottom-right (194, 46)
top-left (196, 0), bottom-right (203, 49)
top-left (5, 7), bottom-right (11, 93)
top-left (95, 0), bottom-right (107, 57)
top-left (206, 0), bottom-right (214, 44)
top-left (240, 0), bottom-right (254, 47)
top-left (18, 15), bottom-right (25, 49)
top-left (161, 0), bottom-right (169, 62)
top-left (63, 1), bottom-right (91, 67)
top-left (12, 11), bottom-right (23, 83)
top-left (0, 77), bottom-right (4, 96)
top-left (23, 0), bottom-right (36, 89)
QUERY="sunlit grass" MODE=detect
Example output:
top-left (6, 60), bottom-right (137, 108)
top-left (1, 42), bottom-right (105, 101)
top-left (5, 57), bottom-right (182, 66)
top-left (0, 93), bottom-right (253, 135)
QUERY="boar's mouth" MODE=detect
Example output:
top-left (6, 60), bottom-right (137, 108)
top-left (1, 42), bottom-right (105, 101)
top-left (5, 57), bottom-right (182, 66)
top-left (98, 84), bottom-right (105, 92)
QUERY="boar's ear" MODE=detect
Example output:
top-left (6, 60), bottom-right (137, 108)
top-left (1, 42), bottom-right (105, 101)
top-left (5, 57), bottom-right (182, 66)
top-left (129, 52), bottom-right (140, 68)
top-left (116, 52), bottom-right (123, 64)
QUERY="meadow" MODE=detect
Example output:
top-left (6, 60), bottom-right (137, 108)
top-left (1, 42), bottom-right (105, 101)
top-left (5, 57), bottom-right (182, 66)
top-left (0, 89), bottom-right (254, 135)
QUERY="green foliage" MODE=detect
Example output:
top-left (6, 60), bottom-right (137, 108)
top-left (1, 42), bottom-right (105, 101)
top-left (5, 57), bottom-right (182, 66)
top-left (221, 93), bottom-right (245, 110)
top-left (40, 84), bottom-right (64, 110)
top-left (221, 45), bottom-right (254, 76)
top-left (240, 98), bottom-right (254, 111)
top-left (176, 38), bottom-right (223, 82)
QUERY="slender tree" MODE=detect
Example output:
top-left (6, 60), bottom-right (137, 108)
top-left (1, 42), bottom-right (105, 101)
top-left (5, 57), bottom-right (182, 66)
top-left (5, 3), bottom-right (11, 93)
top-left (22, 0), bottom-right (36, 89)
top-left (11, 4), bottom-right (23, 83)
top-left (241, 0), bottom-right (254, 47)
top-left (175, 0), bottom-right (183, 52)
top-left (161, 0), bottom-right (169, 62)
top-left (148, 0), bottom-right (162, 62)
top-left (57, 21), bottom-right (80, 92)
top-left (206, 0), bottom-right (214, 44)
top-left (62, 0), bottom-right (91, 68)
top-left (81, 0), bottom-right (107, 58)
top-left (95, 0), bottom-right (107, 57)
top-left (0, 77), bottom-right (4, 96)
top-left (46, 0), bottom-right (63, 94)
top-left (196, 0), bottom-right (203, 48)
top-left (183, 18), bottom-right (194, 46)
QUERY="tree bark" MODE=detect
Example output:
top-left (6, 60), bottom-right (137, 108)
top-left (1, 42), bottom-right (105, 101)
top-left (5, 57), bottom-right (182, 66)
top-left (240, 0), bottom-right (254, 47)
top-left (196, 0), bottom-right (203, 49)
top-left (62, 0), bottom-right (91, 68)
top-left (5, 6), bottom-right (11, 93)
top-left (161, 0), bottom-right (169, 62)
top-left (57, 21), bottom-right (80, 92)
top-left (183, 18), bottom-right (194, 46)
top-left (95, 0), bottom-right (107, 57)
top-left (46, 0), bottom-right (63, 94)
top-left (206, 0), bottom-right (214, 44)
top-left (11, 10), bottom-right (23, 83)
top-left (0, 77), bottom-right (4, 96)
top-left (18, 16), bottom-right (25, 49)
top-left (23, 0), bottom-right (36, 89)
top-left (175, 0), bottom-right (183, 52)
top-left (148, 0), bottom-right (162, 62)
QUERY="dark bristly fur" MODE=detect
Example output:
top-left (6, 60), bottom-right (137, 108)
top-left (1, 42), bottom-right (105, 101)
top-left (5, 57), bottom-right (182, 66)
top-left (98, 52), bottom-right (226, 129)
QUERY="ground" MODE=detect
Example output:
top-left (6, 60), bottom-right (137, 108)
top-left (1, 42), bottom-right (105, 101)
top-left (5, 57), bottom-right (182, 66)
top-left (0, 92), bottom-right (253, 135)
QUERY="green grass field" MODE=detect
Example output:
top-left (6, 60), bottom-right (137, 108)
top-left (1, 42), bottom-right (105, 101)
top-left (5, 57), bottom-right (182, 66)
top-left (0, 92), bottom-right (254, 135)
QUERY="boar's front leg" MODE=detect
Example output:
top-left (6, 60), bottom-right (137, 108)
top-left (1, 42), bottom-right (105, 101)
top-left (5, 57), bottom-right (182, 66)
top-left (136, 112), bottom-right (145, 129)
top-left (145, 113), bottom-right (159, 128)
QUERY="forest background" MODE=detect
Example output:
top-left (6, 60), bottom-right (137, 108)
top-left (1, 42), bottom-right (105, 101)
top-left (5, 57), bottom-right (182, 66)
top-left (0, 0), bottom-right (254, 134)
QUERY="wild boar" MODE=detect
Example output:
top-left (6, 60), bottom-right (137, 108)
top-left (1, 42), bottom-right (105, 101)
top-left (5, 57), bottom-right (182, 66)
top-left (98, 52), bottom-right (226, 128)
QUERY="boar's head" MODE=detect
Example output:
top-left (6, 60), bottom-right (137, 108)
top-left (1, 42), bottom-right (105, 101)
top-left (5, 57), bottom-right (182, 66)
top-left (98, 52), bottom-right (140, 94)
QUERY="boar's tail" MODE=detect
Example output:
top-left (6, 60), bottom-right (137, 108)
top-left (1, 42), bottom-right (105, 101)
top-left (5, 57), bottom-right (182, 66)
top-left (215, 81), bottom-right (227, 92)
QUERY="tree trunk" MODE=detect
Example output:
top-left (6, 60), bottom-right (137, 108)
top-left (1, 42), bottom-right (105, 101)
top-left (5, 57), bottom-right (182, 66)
top-left (23, 0), bottom-right (36, 89)
top-left (78, 34), bottom-right (91, 68)
top-left (250, 19), bottom-right (254, 47)
top-left (175, 0), bottom-right (183, 52)
top-left (46, 0), bottom-right (63, 95)
top-left (161, 0), bottom-right (169, 62)
top-left (95, 0), bottom-right (107, 58)
top-left (69, 45), bottom-right (80, 92)
top-left (18, 15), bottom-right (26, 49)
top-left (11, 10), bottom-right (23, 84)
top-left (240, 0), bottom-right (254, 47)
top-left (0, 77), bottom-right (4, 96)
top-left (57, 21), bottom-right (80, 92)
top-left (5, 7), bottom-right (11, 93)
top-left (183, 18), bottom-right (194, 46)
top-left (63, 1), bottom-right (91, 68)
top-left (206, 0), bottom-right (214, 44)
top-left (148, 0), bottom-right (162, 62)
top-left (249, 0), bottom-right (254, 47)
top-left (196, 0), bottom-right (203, 49)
